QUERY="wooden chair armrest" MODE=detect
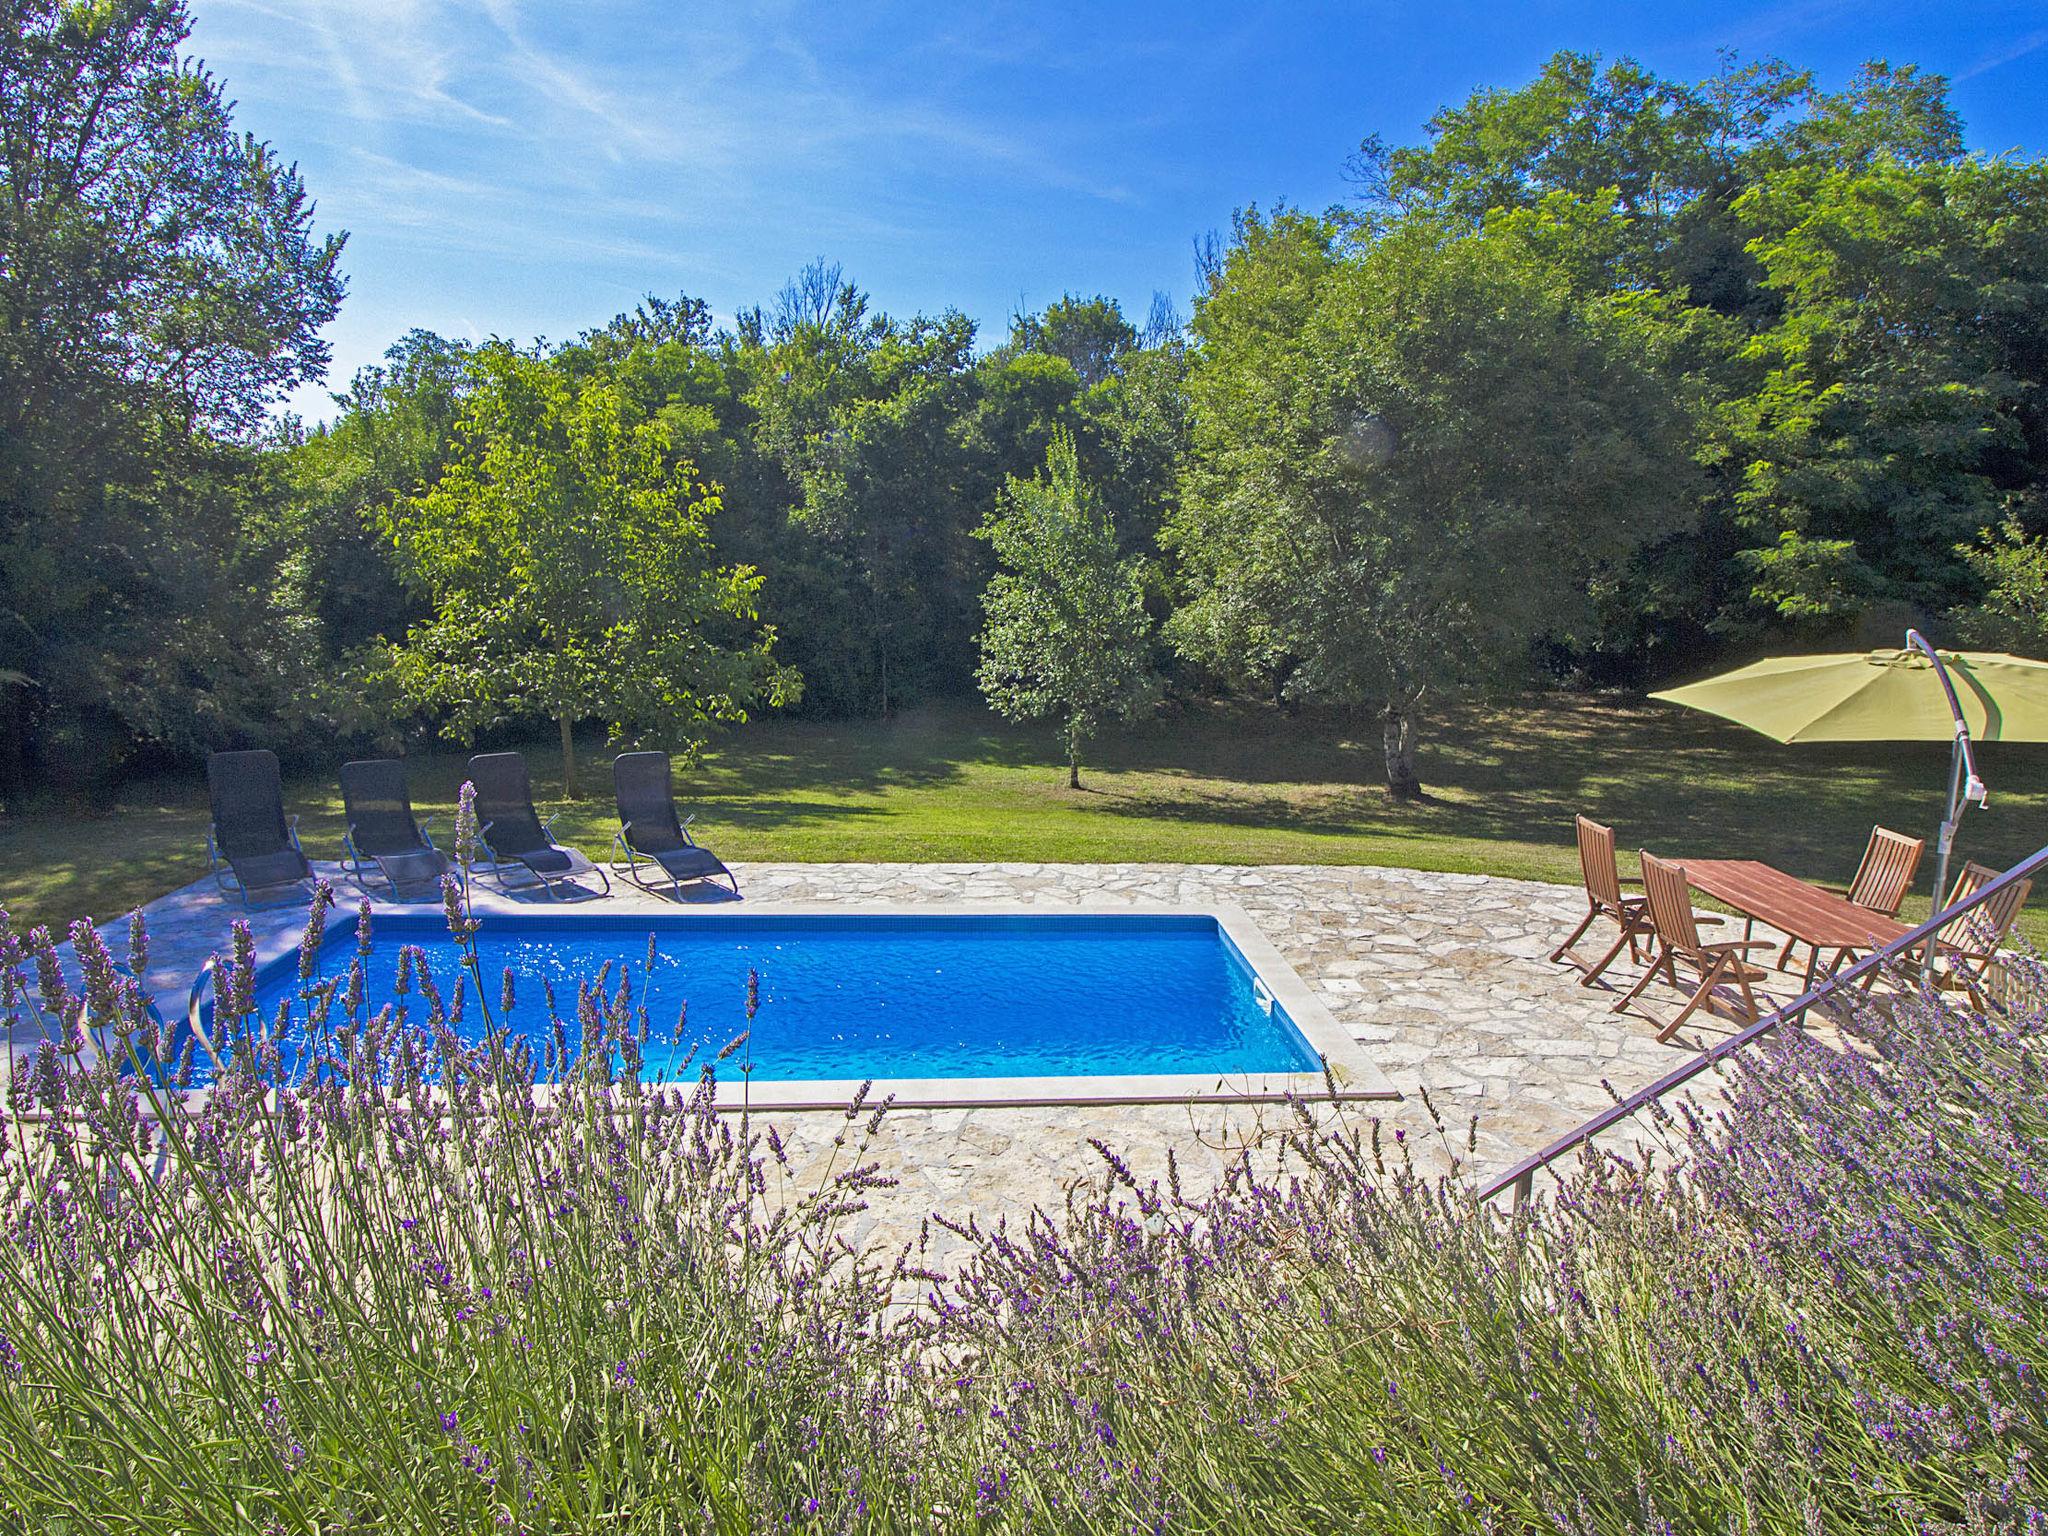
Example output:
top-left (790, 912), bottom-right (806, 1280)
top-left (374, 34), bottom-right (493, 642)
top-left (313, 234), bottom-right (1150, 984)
top-left (1703, 939), bottom-right (1778, 954)
top-left (1694, 913), bottom-right (1728, 926)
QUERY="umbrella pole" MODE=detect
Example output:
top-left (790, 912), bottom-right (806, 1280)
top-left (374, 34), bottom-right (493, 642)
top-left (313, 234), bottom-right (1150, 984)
top-left (1931, 729), bottom-right (1965, 958)
top-left (1907, 629), bottom-right (1986, 965)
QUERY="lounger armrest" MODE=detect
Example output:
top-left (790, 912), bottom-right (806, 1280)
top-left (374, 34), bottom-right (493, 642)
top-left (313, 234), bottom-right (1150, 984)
top-left (1703, 939), bottom-right (1778, 954)
top-left (1695, 913), bottom-right (1728, 926)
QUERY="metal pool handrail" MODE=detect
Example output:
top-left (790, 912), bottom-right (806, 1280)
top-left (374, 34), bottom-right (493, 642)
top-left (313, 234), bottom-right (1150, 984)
top-left (183, 954), bottom-right (226, 1077)
top-left (1477, 840), bottom-right (2048, 1209)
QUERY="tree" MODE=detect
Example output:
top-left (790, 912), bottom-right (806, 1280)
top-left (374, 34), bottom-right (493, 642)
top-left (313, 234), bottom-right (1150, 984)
top-left (1728, 150), bottom-right (2048, 625)
top-left (0, 0), bottom-right (345, 446)
top-left (0, 0), bottom-right (346, 787)
top-left (976, 430), bottom-right (1153, 788)
top-left (1008, 295), bottom-right (1139, 388)
top-left (745, 274), bottom-right (988, 717)
top-left (383, 347), bottom-right (796, 797)
top-left (283, 331), bottom-right (469, 660)
top-left (1346, 52), bottom-right (2048, 660)
top-left (1954, 519), bottom-right (2048, 654)
top-left (1167, 209), bottom-right (1697, 798)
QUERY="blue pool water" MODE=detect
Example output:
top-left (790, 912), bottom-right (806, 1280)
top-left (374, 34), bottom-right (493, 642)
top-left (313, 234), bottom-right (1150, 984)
top-left (222, 913), bottom-right (1324, 1082)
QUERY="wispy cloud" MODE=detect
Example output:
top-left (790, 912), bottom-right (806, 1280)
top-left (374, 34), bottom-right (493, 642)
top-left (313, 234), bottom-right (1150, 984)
top-left (204, 0), bottom-right (1133, 206)
top-left (192, 0), bottom-right (1179, 417)
top-left (1956, 26), bottom-right (2048, 83)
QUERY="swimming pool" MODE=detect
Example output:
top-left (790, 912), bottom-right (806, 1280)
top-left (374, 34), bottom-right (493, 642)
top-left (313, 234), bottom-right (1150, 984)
top-left (194, 905), bottom-right (1393, 1107)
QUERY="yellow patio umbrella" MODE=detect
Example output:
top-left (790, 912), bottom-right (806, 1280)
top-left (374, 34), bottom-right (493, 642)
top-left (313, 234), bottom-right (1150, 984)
top-left (1651, 631), bottom-right (2048, 914)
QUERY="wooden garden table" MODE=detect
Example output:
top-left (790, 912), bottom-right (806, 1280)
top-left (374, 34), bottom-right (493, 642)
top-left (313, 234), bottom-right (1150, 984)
top-left (1677, 858), bottom-right (1912, 990)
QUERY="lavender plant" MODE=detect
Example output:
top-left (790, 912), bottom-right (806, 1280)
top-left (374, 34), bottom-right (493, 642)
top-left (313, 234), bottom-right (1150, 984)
top-left (0, 864), bottom-right (2042, 1531)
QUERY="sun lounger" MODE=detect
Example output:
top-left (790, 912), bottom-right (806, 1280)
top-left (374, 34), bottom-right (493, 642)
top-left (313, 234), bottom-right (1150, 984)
top-left (205, 750), bottom-right (313, 906)
top-left (465, 752), bottom-right (610, 900)
top-left (339, 758), bottom-right (451, 898)
top-left (610, 750), bottom-right (738, 899)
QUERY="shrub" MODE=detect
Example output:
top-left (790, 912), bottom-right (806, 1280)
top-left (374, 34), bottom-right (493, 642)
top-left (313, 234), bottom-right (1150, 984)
top-left (0, 880), bottom-right (2042, 1531)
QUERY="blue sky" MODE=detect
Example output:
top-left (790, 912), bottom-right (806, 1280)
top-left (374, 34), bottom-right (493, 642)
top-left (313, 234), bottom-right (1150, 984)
top-left (187, 1), bottom-right (2048, 420)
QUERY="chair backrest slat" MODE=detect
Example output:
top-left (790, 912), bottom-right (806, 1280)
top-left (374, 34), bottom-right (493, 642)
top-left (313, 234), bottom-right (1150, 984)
top-left (467, 753), bottom-right (549, 854)
top-left (1639, 851), bottom-right (1703, 955)
top-left (1846, 826), bottom-right (1924, 918)
top-left (1574, 816), bottom-right (1626, 912)
top-left (207, 751), bottom-right (292, 861)
top-left (339, 759), bottom-right (426, 856)
top-left (613, 751), bottom-right (685, 853)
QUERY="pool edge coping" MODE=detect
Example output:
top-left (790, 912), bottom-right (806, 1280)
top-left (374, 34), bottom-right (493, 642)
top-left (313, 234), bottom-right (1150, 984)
top-left (204, 898), bottom-right (1402, 1111)
top-left (663, 899), bottom-right (1401, 1110)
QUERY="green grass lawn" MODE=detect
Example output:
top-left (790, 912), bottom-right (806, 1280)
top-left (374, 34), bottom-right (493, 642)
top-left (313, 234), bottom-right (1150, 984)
top-left (6, 694), bottom-right (2048, 941)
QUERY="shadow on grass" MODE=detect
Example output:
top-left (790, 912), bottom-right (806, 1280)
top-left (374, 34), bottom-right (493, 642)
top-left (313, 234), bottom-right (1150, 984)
top-left (1087, 692), bottom-right (2048, 890)
top-left (10, 691), bottom-right (2048, 932)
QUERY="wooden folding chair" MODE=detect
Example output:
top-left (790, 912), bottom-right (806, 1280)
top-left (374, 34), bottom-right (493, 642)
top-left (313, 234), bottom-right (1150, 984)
top-left (1890, 861), bottom-right (2034, 1009)
top-left (1781, 825), bottom-right (1924, 975)
top-left (1550, 816), bottom-right (1656, 987)
top-left (1613, 852), bottom-right (1775, 1041)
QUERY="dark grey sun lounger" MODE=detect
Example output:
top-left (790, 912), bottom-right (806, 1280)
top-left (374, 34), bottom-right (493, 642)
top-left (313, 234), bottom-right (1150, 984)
top-left (206, 750), bottom-right (313, 906)
top-left (610, 750), bottom-right (739, 898)
top-left (466, 752), bottom-right (610, 899)
top-left (339, 758), bottom-right (451, 897)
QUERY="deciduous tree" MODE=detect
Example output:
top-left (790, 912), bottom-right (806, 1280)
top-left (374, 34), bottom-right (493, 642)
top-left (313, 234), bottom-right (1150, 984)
top-left (0, 0), bottom-right (346, 786)
top-left (1168, 209), bottom-right (1696, 797)
top-left (383, 347), bottom-right (796, 797)
top-left (977, 431), bottom-right (1153, 788)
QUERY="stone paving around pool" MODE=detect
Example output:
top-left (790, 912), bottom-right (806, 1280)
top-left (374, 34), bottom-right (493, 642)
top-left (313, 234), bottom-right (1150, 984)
top-left (11, 860), bottom-right (1820, 1267)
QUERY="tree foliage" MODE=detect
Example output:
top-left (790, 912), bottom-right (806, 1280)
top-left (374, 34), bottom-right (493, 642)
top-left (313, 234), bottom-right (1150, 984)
top-left (1351, 53), bottom-right (2048, 660)
top-left (976, 431), bottom-right (1154, 787)
top-left (0, 0), bottom-right (345, 791)
top-left (1167, 209), bottom-right (1696, 796)
top-left (9, 29), bottom-right (2048, 807)
top-left (382, 347), bottom-right (795, 796)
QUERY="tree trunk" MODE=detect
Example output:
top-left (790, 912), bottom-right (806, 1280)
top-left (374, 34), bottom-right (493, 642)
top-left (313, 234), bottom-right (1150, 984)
top-left (558, 712), bottom-right (577, 799)
top-left (1382, 700), bottom-right (1422, 801)
top-left (1067, 717), bottom-right (1086, 790)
